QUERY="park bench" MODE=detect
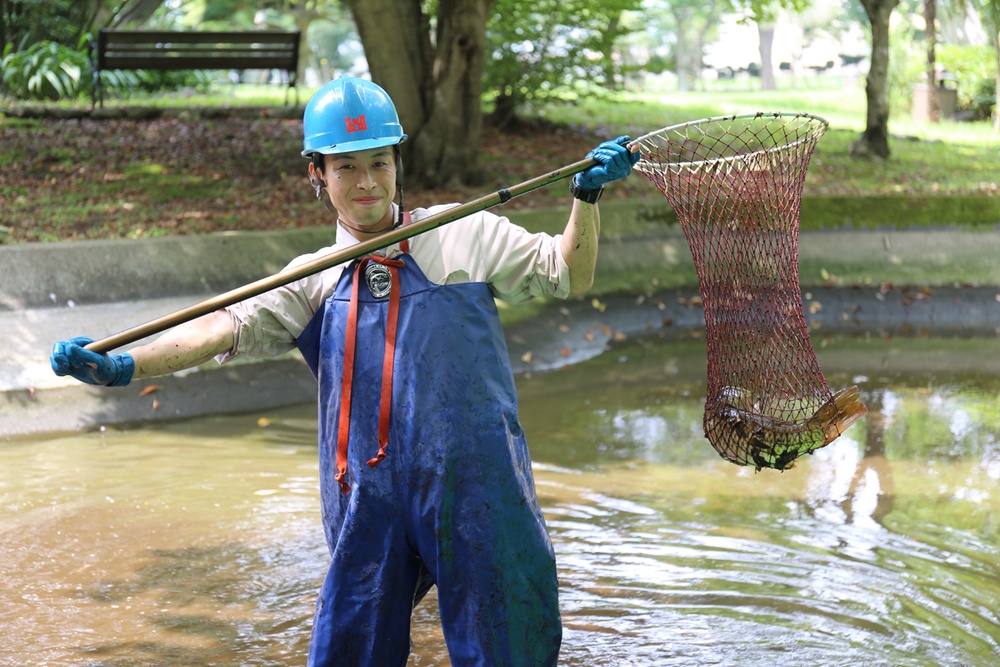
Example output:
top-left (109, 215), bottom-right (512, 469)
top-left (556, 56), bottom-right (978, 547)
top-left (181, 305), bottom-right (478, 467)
top-left (92, 29), bottom-right (301, 107)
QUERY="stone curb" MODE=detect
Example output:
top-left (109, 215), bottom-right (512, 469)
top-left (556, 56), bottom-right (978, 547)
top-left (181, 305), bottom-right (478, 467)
top-left (3, 219), bottom-right (999, 440)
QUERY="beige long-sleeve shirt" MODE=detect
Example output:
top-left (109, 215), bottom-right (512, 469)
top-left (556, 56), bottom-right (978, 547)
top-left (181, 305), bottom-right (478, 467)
top-left (219, 204), bottom-right (571, 362)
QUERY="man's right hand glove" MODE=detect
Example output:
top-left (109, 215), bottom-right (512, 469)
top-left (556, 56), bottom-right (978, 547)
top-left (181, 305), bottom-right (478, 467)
top-left (50, 336), bottom-right (134, 387)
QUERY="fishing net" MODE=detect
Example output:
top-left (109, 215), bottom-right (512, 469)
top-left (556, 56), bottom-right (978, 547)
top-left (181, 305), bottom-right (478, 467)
top-left (634, 113), bottom-right (866, 471)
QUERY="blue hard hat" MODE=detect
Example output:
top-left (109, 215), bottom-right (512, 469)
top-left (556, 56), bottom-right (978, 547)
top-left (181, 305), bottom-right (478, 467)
top-left (302, 75), bottom-right (407, 157)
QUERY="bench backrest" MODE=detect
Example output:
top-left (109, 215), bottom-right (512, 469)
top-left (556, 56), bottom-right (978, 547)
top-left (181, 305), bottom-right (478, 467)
top-left (96, 29), bottom-right (301, 72)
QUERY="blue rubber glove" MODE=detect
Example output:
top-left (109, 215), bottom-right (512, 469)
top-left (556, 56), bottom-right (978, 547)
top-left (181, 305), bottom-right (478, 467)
top-left (50, 336), bottom-right (134, 387)
top-left (575, 136), bottom-right (641, 191)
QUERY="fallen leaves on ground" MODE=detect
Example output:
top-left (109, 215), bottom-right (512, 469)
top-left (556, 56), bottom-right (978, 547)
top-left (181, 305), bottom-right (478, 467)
top-left (0, 115), bottom-right (639, 243)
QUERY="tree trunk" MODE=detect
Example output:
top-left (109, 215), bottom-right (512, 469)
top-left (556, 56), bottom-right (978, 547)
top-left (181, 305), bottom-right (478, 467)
top-left (924, 0), bottom-right (939, 122)
top-left (995, 28), bottom-right (1000, 132)
top-left (109, 0), bottom-right (164, 28)
top-left (758, 23), bottom-right (776, 92)
top-left (348, 0), bottom-right (489, 189)
top-left (851, 0), bottom-right (900, 159)
top-left (285, 3), bottom-right (324, 94)
top-left (601, 11), bottom-right (622, 90)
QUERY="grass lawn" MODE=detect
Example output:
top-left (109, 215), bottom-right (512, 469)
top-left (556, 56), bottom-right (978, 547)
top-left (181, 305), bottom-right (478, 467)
top-left (539, 86), bottom-right (1000, 194)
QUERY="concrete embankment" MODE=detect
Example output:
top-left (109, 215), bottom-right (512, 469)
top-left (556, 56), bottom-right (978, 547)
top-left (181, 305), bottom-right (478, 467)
top-left (2, 206), bottom-right (999, 439)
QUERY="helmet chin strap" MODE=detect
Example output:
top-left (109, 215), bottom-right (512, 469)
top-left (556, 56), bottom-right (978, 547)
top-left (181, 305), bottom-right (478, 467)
top-left (393, 146), bottom-right (404, 229)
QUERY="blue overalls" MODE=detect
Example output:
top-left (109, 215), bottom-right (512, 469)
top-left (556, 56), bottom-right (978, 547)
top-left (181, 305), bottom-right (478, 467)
top-left (295, 249), bottom-right (561, 666)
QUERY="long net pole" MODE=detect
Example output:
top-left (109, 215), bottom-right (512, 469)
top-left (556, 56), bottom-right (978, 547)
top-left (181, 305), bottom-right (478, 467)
top-left (85, 156), bottom-right (597, 355)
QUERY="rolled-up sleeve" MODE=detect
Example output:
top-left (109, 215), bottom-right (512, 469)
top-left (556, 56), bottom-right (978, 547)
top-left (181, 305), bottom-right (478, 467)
top-left (216, 251), bottom-right (344, 363)
top-left (479, 213), bottom-right (571, 303)
top-left (426, 208), bottom-right (571, 303)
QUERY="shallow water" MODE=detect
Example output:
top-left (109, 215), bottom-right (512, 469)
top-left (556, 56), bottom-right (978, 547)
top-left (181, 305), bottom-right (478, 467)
top-left (2, 333), bottom-right (999, 666)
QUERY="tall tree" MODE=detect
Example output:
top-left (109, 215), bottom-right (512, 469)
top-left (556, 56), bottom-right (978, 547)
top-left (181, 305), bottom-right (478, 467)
top-left (924, 0), bottom-right (940, 121)
top-left (757, 20), bottom-right (778, 90)
top-left (200, 0), bottom-right (335, 96)
top-left (851, 0), bottom-right (901, 159)
top-left (663, 0), bottom-right (728, 92)
top-left (270, 1), bottom-right (333, 88)
top-left (0, 0), bottom-right (122, 50)
top-left (485, 0), bottom-right (641, 126)
top-left (739, 0), bottom-right (811, 91)
top-left (347, 0), bottom-right (490, 189)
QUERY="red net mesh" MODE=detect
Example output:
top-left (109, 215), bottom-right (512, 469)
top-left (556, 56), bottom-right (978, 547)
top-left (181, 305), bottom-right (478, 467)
top-left (634, 113), bottom-right (866, 470)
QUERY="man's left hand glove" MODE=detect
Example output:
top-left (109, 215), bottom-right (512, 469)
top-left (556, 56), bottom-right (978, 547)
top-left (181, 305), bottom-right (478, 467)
top-left (575, 136), bottom-right (641, 191)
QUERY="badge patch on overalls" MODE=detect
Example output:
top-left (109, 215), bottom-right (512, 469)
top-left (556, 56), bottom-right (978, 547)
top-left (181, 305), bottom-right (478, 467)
top-left (364, 262), bottom-right (392, 298)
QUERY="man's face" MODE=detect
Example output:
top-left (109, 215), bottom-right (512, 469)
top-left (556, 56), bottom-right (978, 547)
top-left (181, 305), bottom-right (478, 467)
top-left (314, 147), bottom-right (397, 235)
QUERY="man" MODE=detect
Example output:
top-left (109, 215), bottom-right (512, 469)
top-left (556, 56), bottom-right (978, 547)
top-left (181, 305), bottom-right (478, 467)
top-left (51, 75), bottom-right (639, 666)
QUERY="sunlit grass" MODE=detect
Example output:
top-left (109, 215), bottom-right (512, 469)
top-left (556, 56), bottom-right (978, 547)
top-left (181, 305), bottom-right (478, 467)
top-left (117, 83), bottom-right (308, 109)
top-left (538, 85), bottom-right (1000, 146)
top-left (535, 85), bottom-right (1000, 203)
top-left (535, 87), bottom-right (871, 135)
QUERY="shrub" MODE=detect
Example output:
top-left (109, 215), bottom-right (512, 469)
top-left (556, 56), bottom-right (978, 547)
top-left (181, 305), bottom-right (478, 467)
top-left (1, 40), bottom-right (88, 100)
top-left (937, 44), bottom-right (995, 119)
top-left (1, 36), bottom-right (218, 103)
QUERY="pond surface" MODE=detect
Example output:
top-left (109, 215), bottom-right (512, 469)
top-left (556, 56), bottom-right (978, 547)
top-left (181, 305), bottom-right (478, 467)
top-left (1, 332), bottom-right (999, 666)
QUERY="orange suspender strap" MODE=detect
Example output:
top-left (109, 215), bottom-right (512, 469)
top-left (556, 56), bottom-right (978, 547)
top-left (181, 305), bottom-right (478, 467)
top-left (335, 254), bottom-right (404, 495)
top-left (334, 263), bottom-right (363, 494)
top-left (367, 259), bottom-right (400, 469)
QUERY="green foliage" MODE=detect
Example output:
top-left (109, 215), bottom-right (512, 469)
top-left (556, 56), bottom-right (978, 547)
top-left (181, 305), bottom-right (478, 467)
top-left (98, 67), bottom-right (215, 100)
top-left (937, 44), bottom-right (996, 119)
top-left (886, 21), bottom-right (924, 119)
top-left (307, 7), bottom-right (362, 80)
top-left (202, 0), bottom-right (251, 23)
top-left (0, 40), bottom-right (88, 100)
top-left (0, 0), bottom-right (97, 52)
top-left (0, 35), bottom-right (213, 102)
top-left (484, 0), bottom-right (642, 125)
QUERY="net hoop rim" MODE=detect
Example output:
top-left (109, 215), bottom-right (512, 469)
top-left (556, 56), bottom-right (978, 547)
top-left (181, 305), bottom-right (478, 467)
top-left (633, 111), bottom-right (829, 173)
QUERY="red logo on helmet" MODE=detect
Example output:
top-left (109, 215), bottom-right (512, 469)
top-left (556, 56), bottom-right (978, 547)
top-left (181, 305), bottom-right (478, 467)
top-left (345, 115), bottom-right (367, 133)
